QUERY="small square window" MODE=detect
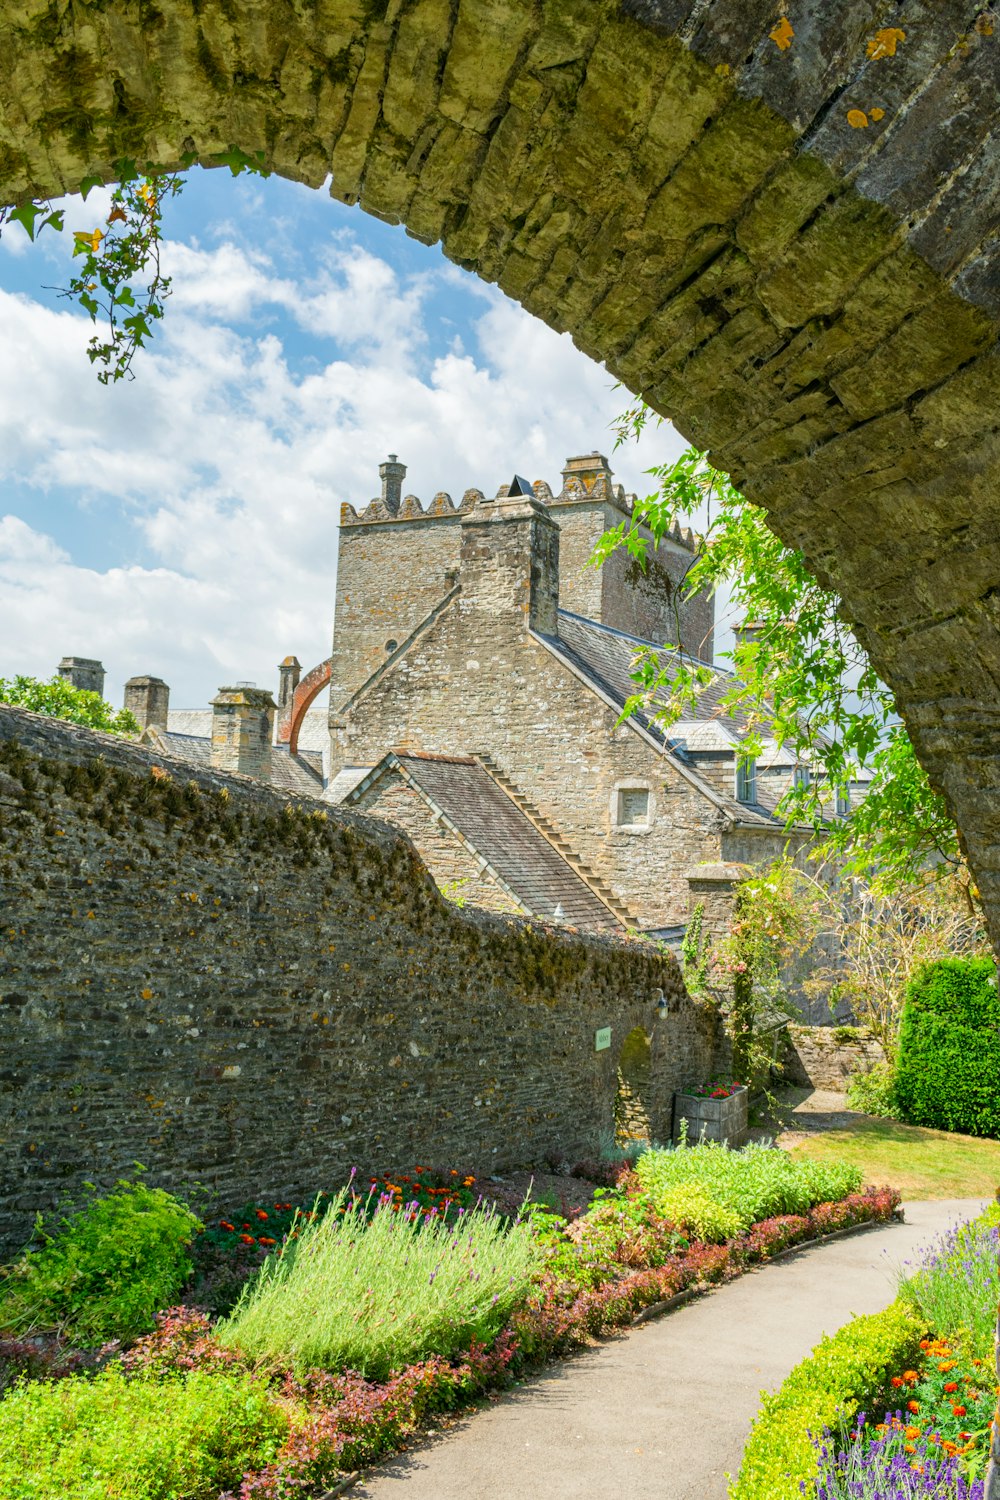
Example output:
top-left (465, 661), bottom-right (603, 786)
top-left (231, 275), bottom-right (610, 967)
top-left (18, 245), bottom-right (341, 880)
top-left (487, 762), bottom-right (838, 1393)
top-left (617, 787), bottom-right (650, 827)
top-left (793, 765), bottom-right (810, 791)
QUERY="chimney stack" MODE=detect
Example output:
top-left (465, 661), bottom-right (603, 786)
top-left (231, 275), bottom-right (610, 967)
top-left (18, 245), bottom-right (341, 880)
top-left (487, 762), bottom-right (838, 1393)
top-left (58, 657), bottom-right (105, 696)
top-left (124, 675), bottom-right (170, 730)
top-left (734, 620), bottom-right (765, 652)
top-left (379, 454), bottom-right (406, 516)
top-left (210, 684), bottom-right (276, 781)
top-left (459, 477), bottom-right (560, 635)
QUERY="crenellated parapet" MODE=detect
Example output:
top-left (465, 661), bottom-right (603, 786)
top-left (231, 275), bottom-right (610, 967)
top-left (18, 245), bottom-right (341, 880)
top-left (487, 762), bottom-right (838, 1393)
top-left (339, 451), bottom-right (699, 553)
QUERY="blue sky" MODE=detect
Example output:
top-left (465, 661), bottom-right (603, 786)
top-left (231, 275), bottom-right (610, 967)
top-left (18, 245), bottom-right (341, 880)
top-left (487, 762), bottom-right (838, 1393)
top-left (0, 168), bottom-right (695, 707)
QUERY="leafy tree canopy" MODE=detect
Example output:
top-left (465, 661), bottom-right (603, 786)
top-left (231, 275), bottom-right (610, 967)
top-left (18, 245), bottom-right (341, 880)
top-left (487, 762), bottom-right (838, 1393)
top-left (594, 407), bottom-right (960, 895)
top-left (0, 675), bottom-right (139, 737)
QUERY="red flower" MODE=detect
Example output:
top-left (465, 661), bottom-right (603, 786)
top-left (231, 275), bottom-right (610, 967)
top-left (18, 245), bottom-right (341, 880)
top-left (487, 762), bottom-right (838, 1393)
top-left (240, 1234), bottom-right (256, 1245)
top-left (944, 1382), bottom-right (958, 1393)
top-left (258, 1235), bottom-right (276, 1246)
top-left (908, 1400), bottom-right (920, 1414)
top-left (891, 1377), bottom-right (904, 1388)
top-left (219, 1220), bottom-right (235, 1232)
top-left (255, 1209), bottom-right (269, 1221)
top-left (952, 1404), bottom-right (967, 1418)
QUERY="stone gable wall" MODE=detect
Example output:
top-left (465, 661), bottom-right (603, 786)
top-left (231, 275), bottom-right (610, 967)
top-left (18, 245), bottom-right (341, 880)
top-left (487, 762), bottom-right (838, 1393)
top-left (331, 586), bottom-right (729, 928)
top-left (0, 707), bottom-right (716, 1255)
top-left (330, 516), bottom-right (463, 713)
top-left (349, 773), bottom-right (522, 916)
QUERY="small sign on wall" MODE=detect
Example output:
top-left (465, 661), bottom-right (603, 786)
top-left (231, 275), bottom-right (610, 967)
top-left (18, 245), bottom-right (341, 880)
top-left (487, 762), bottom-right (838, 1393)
top-left (595, 1027), bottom-right (612, 1052)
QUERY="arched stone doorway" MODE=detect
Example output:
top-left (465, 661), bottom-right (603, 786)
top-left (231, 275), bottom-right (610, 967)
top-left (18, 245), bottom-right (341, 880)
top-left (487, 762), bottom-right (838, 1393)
top-left (2, 2), bottom-right (998, 947)
top-left (614, 1025), bottom-right (652, 1148)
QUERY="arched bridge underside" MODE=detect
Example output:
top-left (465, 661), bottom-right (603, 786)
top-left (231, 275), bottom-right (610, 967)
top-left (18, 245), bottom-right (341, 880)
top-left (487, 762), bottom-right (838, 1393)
top-left (2, 1), bottom-right (998, 938)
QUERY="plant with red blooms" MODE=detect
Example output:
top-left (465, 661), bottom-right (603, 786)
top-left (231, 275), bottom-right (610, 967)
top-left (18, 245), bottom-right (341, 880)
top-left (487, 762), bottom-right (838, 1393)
top-left (687, 1081), bottom-right (745, 1099)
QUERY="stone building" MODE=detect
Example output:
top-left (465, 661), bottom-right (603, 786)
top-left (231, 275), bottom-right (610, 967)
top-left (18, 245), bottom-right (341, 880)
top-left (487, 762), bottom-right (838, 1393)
top-left (326, 452), bottom-right (835, 944)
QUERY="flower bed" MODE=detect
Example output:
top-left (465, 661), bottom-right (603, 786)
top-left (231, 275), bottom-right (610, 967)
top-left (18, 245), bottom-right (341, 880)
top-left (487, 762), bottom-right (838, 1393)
top-left (731, 1204), bottom-right (998, 1500)
top-left (0, 1155), bottom-right (901, 1500)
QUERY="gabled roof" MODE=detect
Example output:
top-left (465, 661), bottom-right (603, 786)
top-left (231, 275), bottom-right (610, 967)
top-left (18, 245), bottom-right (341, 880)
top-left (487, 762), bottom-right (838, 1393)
top-left (537, 612), bottom-right (785, 829)
top-left (343, 751), bottom-right (628, 934)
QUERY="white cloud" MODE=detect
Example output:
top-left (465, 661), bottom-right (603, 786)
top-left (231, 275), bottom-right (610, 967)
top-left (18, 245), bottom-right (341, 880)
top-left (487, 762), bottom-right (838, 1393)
top-left (0, 210), bottom-right (689, 710)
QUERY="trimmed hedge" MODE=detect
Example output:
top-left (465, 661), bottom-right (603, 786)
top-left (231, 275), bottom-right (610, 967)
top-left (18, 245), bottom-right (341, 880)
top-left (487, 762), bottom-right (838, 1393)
top-left (729, 1301), bottom-right (925, 1500)
top-left (895, 957), bottom-right (1000, 1138)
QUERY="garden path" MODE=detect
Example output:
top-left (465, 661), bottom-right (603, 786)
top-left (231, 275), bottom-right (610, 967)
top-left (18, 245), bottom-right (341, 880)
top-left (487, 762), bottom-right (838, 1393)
top-left (354, 1199), bottom-right (983, 1500)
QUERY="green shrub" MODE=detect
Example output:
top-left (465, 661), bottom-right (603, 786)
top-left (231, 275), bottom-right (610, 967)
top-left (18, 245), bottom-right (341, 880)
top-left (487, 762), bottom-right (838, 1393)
top-left (0, 1179), bottom-right (202, 1345)
top-left (894, 956), bottom-right (1000, 1137)
top-left (218, 1189), bottom-right (543, 1378)
top-left (0, 1364), bottom-right (286, 1500)
top-left (0, 675), bottom-right (139, 735)
top-left (897, 1202), bottom-right (1000, 1364)
top-left (635, 1142), bottom-right (862, 1235)
top-left (844, 1062), bottom-right (902, 1120)
top-left (648, 1184), bottom-right (743, 1244)
top-left (729, 1301), bottom-right (926, 1499)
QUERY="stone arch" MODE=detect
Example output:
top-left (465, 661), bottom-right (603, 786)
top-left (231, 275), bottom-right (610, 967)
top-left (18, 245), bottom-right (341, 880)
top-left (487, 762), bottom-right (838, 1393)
top-left (276, 657), bottom-right (332, 756)
top-left (614, 1025), bottom-right (653, 1147)
top-left (2, 2), bottom-right (998, 944)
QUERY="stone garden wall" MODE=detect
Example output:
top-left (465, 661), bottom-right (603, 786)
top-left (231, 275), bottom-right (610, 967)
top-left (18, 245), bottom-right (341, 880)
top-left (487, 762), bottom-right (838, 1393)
top-left (0, 706), bottom-right (718, 1253)
top-left (781, 1023), bottom-right (885, 1092)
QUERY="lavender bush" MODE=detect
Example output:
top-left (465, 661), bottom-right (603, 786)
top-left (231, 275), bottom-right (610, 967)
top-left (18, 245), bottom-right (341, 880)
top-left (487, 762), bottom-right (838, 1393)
top-left (810, 1414), bottom-right (985, 1499)
top-left (897, 1205), bottom-right (1000, 1364)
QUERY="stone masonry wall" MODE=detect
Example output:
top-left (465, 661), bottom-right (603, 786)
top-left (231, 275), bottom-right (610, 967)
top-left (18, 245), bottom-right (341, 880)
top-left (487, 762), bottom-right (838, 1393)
top-left (331, 595), bottom-right (731, 930)
top-left (0, 706), bottom-right (716, 1255)
top-left (781, 1024), bottom-right (886, 1092)
top-left (330, 515), bottom-right (463, 713)
top-left (1, 0), bottom-right (998, 957)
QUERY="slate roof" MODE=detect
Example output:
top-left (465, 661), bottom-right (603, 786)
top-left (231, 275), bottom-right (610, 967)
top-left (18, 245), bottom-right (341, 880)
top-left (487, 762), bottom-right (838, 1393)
top-left (345, 751), bottom-right (625, 934)
top-left (539, 612), bottom-right (786, 828)
top-left (143, 729), bottom-right (324, 798)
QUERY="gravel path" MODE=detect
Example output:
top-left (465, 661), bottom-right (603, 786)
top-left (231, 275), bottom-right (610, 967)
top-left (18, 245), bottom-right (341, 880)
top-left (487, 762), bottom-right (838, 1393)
top-left (354, 1198), bottom-right (984, 1500)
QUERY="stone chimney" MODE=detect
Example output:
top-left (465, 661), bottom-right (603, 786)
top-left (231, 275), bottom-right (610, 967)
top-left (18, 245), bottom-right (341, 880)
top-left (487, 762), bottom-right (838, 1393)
top-left (124, 675), bottom-right (170, 730)
top-left (379, 454), bottom-right (406, 516)
top-left (459, 476), bottom-right (560, 635)
top-left (58, 656), bottom-right (105, 696)
top-left (560, 451), bottom-right (615, 499)
top-left (277, 656), bottom-right (301, 712)
top-left (209, 684), bottom-right (276, 780)
top-left (734, 620), bottom-right (765, 651)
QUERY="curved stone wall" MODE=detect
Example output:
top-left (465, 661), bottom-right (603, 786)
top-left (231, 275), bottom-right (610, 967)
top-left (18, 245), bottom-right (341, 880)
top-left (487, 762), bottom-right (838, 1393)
top-left (1, 0), bottom-right (997, 940)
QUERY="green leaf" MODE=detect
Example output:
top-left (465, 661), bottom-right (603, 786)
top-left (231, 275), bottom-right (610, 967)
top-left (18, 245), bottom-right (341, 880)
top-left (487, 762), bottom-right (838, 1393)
top-left (8, 202), bottom-right (42, 240)
top-left (79, 175), bottom-right (105, 201)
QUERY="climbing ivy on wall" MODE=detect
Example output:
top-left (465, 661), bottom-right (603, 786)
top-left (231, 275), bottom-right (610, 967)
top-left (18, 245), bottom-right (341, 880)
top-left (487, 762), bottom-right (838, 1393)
top-left (0, 149), bottom-right (268, 382)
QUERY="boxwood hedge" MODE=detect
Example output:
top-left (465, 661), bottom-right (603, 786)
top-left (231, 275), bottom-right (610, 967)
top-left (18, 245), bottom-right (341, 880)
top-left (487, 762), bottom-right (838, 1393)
top-left (729, 1301), bottom-right (925, 1499)
top-left (894, 957), bottom-right (1000, 1138)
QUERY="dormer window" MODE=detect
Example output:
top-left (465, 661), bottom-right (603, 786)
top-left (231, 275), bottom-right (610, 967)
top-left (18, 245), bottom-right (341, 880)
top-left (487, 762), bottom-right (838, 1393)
top-left (835, 788), bottom-right (851, 818)
top-left (793, 764), bottom-right (810, 792)
top-left (614, 784), bottom-right (653, 831)
top-left (736, 758), bottom-right (757, 805)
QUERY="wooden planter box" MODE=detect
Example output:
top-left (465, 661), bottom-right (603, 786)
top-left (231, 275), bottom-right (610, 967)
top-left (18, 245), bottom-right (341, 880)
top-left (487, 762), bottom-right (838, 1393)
top-left (672, 1085), bottom-right (749, 1149)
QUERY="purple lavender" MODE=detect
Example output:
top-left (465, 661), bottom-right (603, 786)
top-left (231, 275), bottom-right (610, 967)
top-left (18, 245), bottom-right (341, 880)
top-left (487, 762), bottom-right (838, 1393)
top-left (808, 1415), bottom-right (984, 1500)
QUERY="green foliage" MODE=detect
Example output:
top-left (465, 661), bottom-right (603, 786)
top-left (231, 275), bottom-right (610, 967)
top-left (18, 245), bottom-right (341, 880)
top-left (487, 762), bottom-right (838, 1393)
top-left (596, 425), bottom-right (960, 889)
top-left (218, 1189), bottom-right (542, 1378)
top-left (719, 858), bottom-right (821, 1078)
top-left (844, 1063), bottom-right (902, 1121)
top-left (897, 1203), bottom-right (1000, 1366)
top-left (2, 150), bottom-right (269, 383)
top-left (0, 1179), bottom-right (202, 1345)
top-left (0, 1365), bottom-right (286, 1500)
top-left (66, 164), bottom-right (186, 382)
top-left (730, 1301), bottom-right (926, 1499)
top-left (634, 1141), bottom-right (862, 1239)
top-left (681, 901), bottom-right (711, 995)
top-left (0, 675), bottom-right (139, 736)
top-left (894, 958), bottom-right (1000, 1137)
top-left (647, 1183), bottom-right (743, 1244)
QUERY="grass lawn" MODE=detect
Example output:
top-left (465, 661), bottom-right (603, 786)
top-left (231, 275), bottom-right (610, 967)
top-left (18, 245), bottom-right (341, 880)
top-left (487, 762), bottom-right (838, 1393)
top-left (787, 1116), bottom-right (1000, 1199)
